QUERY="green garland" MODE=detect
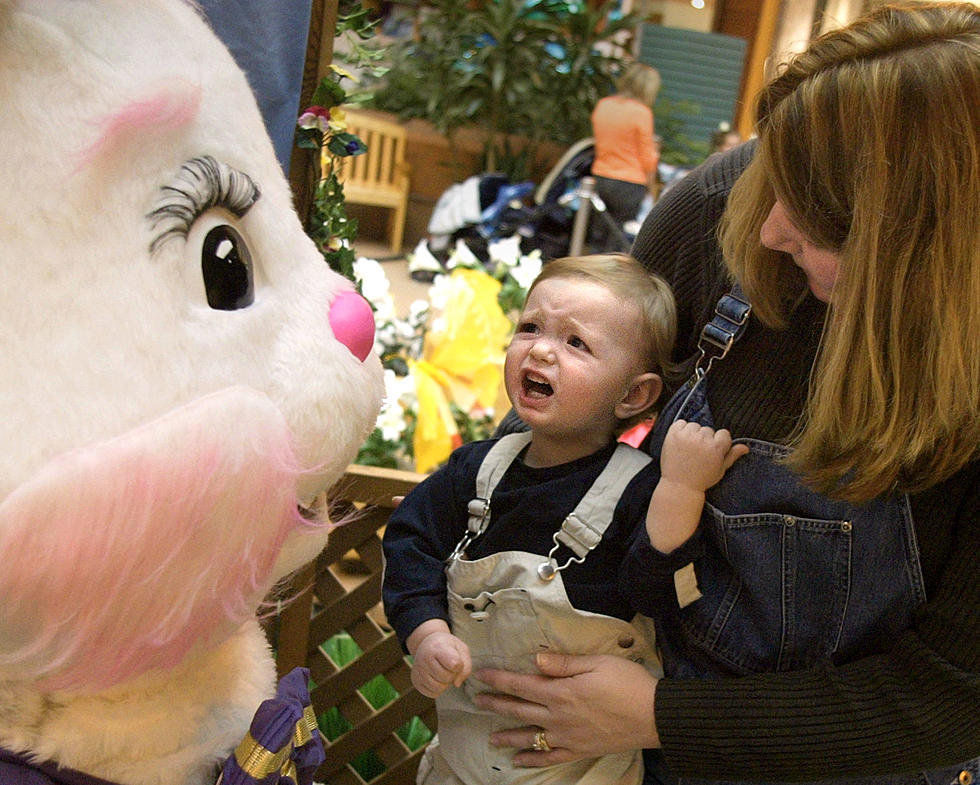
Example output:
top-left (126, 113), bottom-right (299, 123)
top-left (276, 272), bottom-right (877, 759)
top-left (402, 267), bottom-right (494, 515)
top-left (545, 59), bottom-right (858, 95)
top-left (295, 1), bottom-right (385, 280)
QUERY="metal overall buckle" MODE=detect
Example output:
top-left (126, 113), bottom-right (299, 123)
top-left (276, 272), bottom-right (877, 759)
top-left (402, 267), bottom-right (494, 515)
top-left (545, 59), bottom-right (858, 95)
top-left (693, 290), bottom-right (751, 379)
top-left (537, 512), bottom-right (602, 581)
top-left (448, 497), bottom-right (491, 562)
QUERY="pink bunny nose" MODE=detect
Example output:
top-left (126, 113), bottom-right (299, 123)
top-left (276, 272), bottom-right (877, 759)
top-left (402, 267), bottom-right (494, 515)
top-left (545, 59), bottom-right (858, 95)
top-left (328, 290), bottom-right (376, 362)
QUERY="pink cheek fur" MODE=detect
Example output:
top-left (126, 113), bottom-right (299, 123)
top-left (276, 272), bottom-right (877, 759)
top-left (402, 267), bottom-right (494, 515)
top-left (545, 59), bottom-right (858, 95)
top-left (0, 389), bottom-right (319, 692)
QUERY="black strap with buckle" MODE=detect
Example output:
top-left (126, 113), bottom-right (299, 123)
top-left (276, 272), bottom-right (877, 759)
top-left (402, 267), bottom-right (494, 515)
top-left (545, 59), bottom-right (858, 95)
top-left (693, 283), bottom-right (751, 378)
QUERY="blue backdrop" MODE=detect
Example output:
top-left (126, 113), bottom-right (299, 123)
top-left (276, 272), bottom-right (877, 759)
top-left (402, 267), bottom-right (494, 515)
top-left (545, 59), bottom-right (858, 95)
top-left (199, 0), bottom-right (314, 175)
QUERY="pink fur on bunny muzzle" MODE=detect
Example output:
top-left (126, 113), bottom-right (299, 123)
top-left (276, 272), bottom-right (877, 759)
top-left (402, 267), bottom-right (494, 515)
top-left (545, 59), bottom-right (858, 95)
top-left (0, 387), bottom-right (329, 692)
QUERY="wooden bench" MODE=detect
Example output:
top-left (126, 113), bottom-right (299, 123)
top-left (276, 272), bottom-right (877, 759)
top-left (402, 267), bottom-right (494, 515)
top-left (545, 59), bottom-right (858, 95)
top-left (336, 109), bottom-right (411, 255)
top-left (266, 463), bottom-right (433, 785)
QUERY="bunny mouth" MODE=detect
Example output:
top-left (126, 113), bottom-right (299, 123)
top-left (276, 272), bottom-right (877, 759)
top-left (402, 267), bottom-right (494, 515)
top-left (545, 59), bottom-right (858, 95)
top-left (298, 491), bottom-right (330, 524)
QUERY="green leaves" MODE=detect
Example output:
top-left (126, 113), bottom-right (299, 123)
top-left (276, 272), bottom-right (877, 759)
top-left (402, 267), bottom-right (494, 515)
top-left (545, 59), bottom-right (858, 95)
top-left (326, 131), bottom-right (367, 158)
top-left (311, 77), bottom-right (346, 110)
top-left (307, 172), bottom-right (358, 280)
top-left (295, 0), bottom-right (376, 282)
top-left (373, 0), bottom-right (638, 180)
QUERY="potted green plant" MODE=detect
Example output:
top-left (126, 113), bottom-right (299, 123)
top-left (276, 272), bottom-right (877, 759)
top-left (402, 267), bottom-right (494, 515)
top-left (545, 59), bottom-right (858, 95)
top-left (371, 0), bottom-right (638, 181)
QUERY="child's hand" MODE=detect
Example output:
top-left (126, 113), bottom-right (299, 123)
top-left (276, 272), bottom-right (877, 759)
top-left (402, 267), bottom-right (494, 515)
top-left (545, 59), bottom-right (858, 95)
top-left (411, 630), bottom-right (472, 698)
top-left (646, 420), bottom-right (749, 554)
top-left (660, 419), bottom-right (748, 493)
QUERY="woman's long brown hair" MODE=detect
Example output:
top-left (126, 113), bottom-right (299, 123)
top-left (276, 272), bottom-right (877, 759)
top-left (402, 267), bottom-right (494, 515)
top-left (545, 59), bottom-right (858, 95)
top-left (720, 2), bottom-right (980, 501)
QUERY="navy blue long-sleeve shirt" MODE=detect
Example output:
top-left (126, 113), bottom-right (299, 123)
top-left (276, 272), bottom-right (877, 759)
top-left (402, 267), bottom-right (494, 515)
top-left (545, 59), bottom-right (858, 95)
top-left (381, 438), bottom-right (659, 649)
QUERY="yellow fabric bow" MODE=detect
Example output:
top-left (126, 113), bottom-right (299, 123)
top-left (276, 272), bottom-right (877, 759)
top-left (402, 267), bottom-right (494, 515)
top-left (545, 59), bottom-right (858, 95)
top-left (412, 268), bottom-right (513, 473)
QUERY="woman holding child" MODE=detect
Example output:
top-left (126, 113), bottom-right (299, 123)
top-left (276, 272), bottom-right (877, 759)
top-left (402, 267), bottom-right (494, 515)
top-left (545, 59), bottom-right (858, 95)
top-left (477, 3), bottom-right (980, 784)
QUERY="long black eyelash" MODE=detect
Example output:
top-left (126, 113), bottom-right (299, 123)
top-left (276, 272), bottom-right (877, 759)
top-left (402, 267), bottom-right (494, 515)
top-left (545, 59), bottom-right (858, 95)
top-left (146, 156), bottom-right (260, 254)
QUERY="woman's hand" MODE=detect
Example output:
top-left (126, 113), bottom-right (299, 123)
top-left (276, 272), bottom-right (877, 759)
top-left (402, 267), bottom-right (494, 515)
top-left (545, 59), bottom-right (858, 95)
top-left (473, 652), bottom-right (660, 767)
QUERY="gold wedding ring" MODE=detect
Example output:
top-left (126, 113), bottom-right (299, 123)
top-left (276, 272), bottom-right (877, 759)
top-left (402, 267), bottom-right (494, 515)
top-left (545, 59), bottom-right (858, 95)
top-left (532, 729), bottom-right (552, 752)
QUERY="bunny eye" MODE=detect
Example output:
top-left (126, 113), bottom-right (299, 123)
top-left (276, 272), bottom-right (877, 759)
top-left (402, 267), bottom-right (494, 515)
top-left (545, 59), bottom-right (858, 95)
top-left (201, 224), bottom-right (253, 310)
top-left (147, 156), bottom-right (261, 311)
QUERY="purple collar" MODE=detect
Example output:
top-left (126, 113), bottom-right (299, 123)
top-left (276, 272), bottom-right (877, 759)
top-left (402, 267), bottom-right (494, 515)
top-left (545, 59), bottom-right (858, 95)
top-left (0, 747), bottom-right (123, 785)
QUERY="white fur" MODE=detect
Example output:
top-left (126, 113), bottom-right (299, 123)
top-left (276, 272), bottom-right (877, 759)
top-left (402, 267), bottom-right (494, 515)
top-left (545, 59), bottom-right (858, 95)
top-left (0, 1), bottom-right (384, 783)
top-left (1, 623), bottom-right (275, 785)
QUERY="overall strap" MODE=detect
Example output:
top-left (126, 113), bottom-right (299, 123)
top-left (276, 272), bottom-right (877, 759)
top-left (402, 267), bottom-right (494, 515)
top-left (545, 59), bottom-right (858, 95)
top-left (557, 444), bottom-right (651, 555)
top-left (448, 432), bottom-right (531, 561)
top-left (693, 281), bottom-right (751, 379)
top-left (669, 281), bottom-right (751, 606)
top-left (538, 443), bottom-right (651, 581)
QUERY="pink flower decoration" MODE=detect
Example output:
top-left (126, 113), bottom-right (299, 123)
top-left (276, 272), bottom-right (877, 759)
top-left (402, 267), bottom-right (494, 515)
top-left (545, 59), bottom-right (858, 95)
top-left (298, 105), bottom-right (331, 132)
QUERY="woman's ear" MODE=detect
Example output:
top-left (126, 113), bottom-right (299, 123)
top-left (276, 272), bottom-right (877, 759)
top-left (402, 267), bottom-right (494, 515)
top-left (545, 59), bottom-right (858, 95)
top-left (615, 372), bottom-right (663, 420)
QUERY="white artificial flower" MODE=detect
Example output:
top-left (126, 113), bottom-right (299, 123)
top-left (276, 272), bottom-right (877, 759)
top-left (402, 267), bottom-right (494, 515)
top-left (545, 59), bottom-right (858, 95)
top-left (428, 314), bottom-right (447, 337)
top-left (376, 369), bottom-right (415, 440)
top-left (391, 368), bottom-right (418, 403)
top-left (408, 239), bottom-right (444, 277)
top-left (428, 273), bottom-right (454, 313)
top-left (354, 256), bottom-right (398, 326)
top-left (509, 249), bottom-right (543, 290)
top-left (383, 369), bottom-right (419, 423)
top-left (353, 257), bottom-right (393, 307)
top-left (375, 322), bottom-right (396, 343)
top-left (377, 413), bottom-right (407, 443)
top-left (488, 235), bottom-right (523, 269)
top-left (448, 239), bottom-right (480, 270)
top-left (408, 299), bottom-right (430, 322)
top-left (374, 299), bottom-right (397, 325)
top-left (395, 318), bottom-right (419, 342)
top-left (377, 402), bottom-right (407, 441)
top-left (381, 367), bottom-right (400, 396)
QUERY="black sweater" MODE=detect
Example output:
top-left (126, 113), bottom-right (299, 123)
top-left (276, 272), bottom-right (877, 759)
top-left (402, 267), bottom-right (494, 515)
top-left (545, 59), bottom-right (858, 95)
top-left (629, 143), bottom-right (980, 780)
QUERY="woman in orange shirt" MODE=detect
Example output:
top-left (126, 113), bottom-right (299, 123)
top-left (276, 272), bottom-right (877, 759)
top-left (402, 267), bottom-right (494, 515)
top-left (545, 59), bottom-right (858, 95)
top-left (590, 62), bottom-right (661, 249)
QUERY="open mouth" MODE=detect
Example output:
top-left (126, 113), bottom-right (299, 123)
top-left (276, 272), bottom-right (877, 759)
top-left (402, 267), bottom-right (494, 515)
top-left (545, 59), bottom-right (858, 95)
top-left (522, 372), bottom-right (553, 398)
top-left (298, 491), bottom-right (330, 524)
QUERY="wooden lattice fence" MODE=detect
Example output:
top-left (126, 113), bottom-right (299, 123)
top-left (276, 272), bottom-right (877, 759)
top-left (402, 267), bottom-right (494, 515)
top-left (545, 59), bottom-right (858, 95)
top-left (265, 464), bottom-right (435, 785)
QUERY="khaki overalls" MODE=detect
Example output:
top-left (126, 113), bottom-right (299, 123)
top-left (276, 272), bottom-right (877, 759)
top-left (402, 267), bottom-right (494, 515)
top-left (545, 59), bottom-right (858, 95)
top-left (418, 433), bottom-right (663, 785)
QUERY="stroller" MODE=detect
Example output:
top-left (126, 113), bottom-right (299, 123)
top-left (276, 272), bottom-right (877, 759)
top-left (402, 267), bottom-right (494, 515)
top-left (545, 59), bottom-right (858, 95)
top-left (512, 137), bottom-right (615, 259)
top-left (523, 137), bottom-right (660, 258)
top-left (412, 138), bottom-right (635, 279)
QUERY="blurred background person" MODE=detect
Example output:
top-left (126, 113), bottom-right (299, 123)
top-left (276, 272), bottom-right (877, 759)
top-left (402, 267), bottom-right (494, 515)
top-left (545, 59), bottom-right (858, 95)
top-left (590, 62), bottom-right (662, 250)
top-left (709, 121), bottom-right (742, 155)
